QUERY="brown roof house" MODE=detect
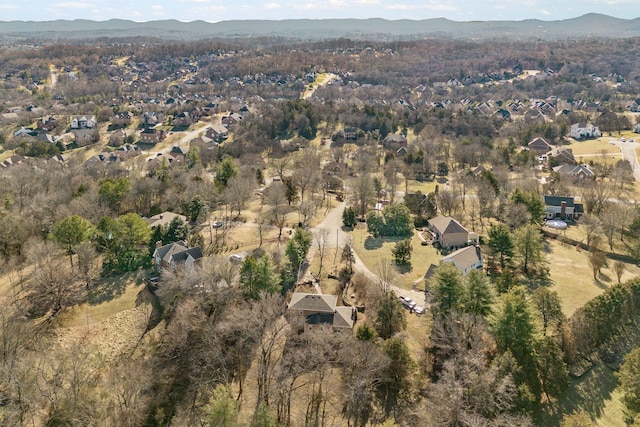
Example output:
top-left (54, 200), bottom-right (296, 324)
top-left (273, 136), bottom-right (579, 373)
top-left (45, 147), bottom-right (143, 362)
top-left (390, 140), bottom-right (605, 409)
top-left (112, 111), bottom-right (133, 127)
top-left (37, 116), bottom-right (58, 131)
top-left (145, 212), bottom-right (187, 229)
top-left (139, 127), bottom-right (165, 144)
top-left (546, 147), bottom-right (575, 166)
top-left (287, 293), bottom-right (356, 332)
top-left (427, 216), bottom-right (472, 249)
top-left (382, 133), bottom-right (408, 148)
top-left (153, 240), bottom-right (203, 274)
top-left (527, 137), bottom-right (555, 155)
top-left (205, 125), bottom-right (229, 143)
top-left (222, 112), bottom-right (243, 127)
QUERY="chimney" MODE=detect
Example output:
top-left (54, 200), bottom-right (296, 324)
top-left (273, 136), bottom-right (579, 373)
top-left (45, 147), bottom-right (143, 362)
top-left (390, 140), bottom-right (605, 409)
top-left (560, 201), bottom-right (566, 219)
top-left (156, 241), bottom-right (162, 248)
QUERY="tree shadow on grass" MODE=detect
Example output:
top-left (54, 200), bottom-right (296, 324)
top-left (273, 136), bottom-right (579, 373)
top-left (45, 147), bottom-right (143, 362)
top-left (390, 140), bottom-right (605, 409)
top-left (594, 277), bottom-right (610, 290)
top-left (364, 235), bottom-right (409, 251)
top-left (364, 236), bottom-right (383, 250)
top-left (87, 271), bottom-right (144, 305)
top-left (395, 263), bottom-right (413, 274)
top-left (540, 321), bottom-right (640, 426)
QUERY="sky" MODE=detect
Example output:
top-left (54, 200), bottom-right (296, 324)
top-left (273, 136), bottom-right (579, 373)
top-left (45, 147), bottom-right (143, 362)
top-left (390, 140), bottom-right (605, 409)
top-left (1, 0), bottom-right (639, 22)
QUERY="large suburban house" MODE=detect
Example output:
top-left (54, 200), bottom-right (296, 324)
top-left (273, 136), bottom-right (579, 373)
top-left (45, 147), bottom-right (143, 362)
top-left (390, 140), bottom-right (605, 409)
top-left (570, 122), bottom-right (601, 139)
top-left (544, 196), bottom-right (584, 220)
top-left (287, 293), bottom-right (356, 332)
top-left (546, 147), bottom-right (575, 166)
top-left (139, 128), bottom-right (165, 144)
top-left (222, 112), bottom-right (243, 127)
top-left (37, 116), bottom-right (58, 131)
top-left (427, 216), bottom-right (472, 249)
top-left (145, 211), bottom-right (187, 229)
top-left (205, 125), bottom-right (229, 143)
top-left (153, 240), bottom-right (203, 273)
top-left (70, 116), bottom-right (96, 130)
top-left (382, 133), bottom-right (408, 148)
top-left (527, 137), bottom-right (555, 154)
top-left (112, 111), bottom-right (133, 126)
top-left (552, 164), bottom-right (595, 179)
top-left (440, 245), bottom-right (483, 276)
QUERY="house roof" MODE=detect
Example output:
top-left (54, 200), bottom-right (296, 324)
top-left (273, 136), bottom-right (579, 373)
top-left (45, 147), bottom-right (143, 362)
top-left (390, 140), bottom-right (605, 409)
top-left (154, 240), bottom-right (188, 262)
top-left (428, 216), bottom-right (469, 235)
top-left (544, 195), bottom-right (576, 207)
top-left (288, 293), bottom-right (337, 313)
top-left (333, 306), bottom-right (355, 328)
top-left (382, 133), bottom-right (407, 144)
top-left (544, 196), bottom-right (584, 213)
top-left (145, 212), bottom-right (187, 229)
top-left (423, 263), bottom-right (438, 281)
top-left (207, 124), bottom-right (228, 135)
top-left (552, 164), bottom-right (594, 177)
top-left (547, 147), bottom-right (575, 164)
top-left (528, 137), bottom-right (554, 152)
top-left (441, 245), bottom-right (482, 272)
top-left (170, 247), bottom-right (203, 263)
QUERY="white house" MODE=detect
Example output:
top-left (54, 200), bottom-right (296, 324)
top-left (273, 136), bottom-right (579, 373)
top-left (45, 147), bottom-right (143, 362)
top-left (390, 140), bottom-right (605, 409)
top-left (570, 122), bottom-right (601, 139)
top-left (440, 245), bottom-right (483, 276)
top-left (70, 115), bottom-right (96, 129)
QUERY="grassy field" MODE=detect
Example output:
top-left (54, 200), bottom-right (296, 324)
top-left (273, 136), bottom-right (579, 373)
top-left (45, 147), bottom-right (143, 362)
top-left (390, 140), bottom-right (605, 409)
top-left (546, 239), bottom-right (640, 317)
top-left (349, 226), bottom-right (440, 290)
top-left (58, 272), bottom-right (146, 327)
top-left (406, 179), bottom-right (438, 195)
top-left (567, 137), bottom-right (620, 156)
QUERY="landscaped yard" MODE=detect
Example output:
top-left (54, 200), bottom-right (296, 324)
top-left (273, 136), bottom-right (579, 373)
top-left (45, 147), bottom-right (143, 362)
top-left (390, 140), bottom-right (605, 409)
top-left (567, 137), bottom-right (620, 156)
top-left (349, 226), bottom-right (441, 290)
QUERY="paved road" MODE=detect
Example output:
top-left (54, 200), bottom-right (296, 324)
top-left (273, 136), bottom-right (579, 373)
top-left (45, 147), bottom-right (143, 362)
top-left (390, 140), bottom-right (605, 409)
top-left (305, 201), bottom-right (427, 306)
top-left (618, 140), bottom-right (640, 182)
top-left (301, 73), bottom-right (337, 100)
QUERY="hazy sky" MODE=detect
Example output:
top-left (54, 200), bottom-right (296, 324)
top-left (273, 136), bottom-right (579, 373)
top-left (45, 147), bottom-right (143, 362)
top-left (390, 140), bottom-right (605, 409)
top-left (2, 0), bottom-right (639, 22)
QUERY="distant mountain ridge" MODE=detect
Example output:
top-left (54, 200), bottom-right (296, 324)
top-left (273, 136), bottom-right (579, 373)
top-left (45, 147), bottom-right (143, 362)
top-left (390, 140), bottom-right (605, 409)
top-left (0, 14), bottom-right (639, 41)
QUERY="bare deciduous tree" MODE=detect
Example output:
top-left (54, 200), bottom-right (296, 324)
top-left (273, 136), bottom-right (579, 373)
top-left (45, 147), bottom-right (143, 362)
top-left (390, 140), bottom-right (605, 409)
top-left (314, 228), bottom-right (331, 279)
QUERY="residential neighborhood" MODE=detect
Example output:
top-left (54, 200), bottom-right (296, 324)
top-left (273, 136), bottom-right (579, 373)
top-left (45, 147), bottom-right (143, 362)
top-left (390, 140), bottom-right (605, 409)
top-left (1, 22), bottom-right (640, 427)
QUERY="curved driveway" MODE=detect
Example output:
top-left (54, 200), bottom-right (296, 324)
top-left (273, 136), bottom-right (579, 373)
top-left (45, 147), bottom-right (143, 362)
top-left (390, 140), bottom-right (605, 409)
top-left (307, 201), bottom-right (427, 305)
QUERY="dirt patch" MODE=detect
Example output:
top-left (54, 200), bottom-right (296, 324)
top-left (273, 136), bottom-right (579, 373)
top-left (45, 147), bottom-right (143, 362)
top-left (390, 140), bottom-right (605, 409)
top-left (52, 303), bottom-right (152, 363)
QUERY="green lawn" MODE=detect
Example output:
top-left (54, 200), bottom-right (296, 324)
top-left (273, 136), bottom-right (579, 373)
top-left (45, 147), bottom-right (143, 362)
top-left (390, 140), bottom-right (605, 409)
top-left (567, 138), bottom-right (619, 156)
top-left (59, 278), bottom-right (145, 327)
top-left (546, 239), bottom-right (640, 317)
top-left (349, 226), bottom-right (441, 290)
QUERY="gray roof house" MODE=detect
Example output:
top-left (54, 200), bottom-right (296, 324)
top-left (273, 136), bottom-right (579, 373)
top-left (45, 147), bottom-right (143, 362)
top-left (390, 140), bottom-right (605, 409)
top-left (544, 196), bottom-right (584, 220)
top-left (145, 212), bottom-right (187, 229)
top-left (287, 293), bottom-right (356, 331)
top-left (552, 164), bottom-right (595, 179)
top-left (440, 245), bottom-right (483, 276)
top-left (153, 240), bottom-right (203, 273)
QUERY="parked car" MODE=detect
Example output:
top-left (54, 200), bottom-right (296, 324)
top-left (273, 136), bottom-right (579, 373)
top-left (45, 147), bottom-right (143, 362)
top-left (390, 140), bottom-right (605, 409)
top-left (414, 306), bottom-right (425, 315)
top-left (399, 295), bottom-right (416, 310)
